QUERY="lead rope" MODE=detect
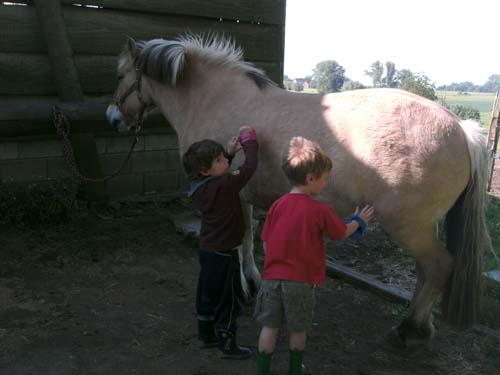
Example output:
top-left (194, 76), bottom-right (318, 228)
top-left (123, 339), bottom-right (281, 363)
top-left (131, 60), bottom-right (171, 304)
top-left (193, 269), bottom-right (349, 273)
top-left (53, 106), bottom-right (140, 204)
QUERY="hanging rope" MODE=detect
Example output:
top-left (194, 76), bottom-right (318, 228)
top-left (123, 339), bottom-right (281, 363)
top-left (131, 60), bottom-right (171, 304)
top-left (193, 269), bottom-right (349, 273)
top-left (53, 105), bottom-right (139, 183)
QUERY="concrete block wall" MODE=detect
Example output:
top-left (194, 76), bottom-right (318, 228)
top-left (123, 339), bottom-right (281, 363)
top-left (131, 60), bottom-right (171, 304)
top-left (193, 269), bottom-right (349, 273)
top-left (0, 130), bottom-right (187, 199)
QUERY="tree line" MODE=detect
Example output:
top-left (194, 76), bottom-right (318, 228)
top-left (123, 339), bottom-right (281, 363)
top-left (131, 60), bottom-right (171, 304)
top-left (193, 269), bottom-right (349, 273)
top-left (284, 60), bottom-right (499, 123)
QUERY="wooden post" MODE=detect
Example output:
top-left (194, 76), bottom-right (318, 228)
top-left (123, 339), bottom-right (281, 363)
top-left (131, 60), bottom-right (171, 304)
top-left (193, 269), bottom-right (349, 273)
top-left (487, 93), bottom-right (500, 192)
top-left (33, 0), bottom-right (107, 202)
top-left (487, 92), bottom-right (499, 150)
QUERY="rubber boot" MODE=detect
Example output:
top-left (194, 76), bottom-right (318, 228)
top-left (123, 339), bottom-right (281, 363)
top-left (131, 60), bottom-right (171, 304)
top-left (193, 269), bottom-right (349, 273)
top-left (216, 329), bottom-right (252, 360)
top-left (198, 320), bottom-right (218, 348)
top-left (289, 349), bottom-right (308, 375)
top-left (256, 351), bottom-right (272, 375)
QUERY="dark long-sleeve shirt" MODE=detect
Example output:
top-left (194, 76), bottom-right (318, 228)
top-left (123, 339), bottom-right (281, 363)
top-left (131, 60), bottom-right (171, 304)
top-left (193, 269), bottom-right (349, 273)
top-left (188, 140), bottom-right (258, 251)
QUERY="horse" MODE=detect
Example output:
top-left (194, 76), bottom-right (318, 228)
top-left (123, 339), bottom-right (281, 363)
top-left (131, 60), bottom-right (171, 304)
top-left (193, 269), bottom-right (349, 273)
top-left (106, 34), bottom-right (491, 347)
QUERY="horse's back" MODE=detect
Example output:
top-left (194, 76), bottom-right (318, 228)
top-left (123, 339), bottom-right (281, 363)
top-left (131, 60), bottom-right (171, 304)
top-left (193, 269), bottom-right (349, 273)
top-left (319, 89), bottom-right (470, 226)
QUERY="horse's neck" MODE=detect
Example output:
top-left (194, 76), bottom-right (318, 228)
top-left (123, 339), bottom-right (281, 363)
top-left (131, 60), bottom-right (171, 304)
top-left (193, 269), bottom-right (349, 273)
top-left (151, 65), bottom-right (262, 139)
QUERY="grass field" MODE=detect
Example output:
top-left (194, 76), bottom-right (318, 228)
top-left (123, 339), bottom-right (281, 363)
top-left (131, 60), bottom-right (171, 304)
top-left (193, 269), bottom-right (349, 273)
top-left (436, 90), bottom-right (496, 128)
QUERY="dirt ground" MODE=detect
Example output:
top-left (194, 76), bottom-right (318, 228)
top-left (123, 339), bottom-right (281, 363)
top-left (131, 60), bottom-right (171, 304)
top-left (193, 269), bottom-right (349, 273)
top-left (1, 193), bottom-right (499, 375)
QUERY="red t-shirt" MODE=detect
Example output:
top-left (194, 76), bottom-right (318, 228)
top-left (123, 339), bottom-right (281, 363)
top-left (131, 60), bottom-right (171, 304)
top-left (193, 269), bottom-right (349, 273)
top-left (261, 193), bottom-right (347, 285)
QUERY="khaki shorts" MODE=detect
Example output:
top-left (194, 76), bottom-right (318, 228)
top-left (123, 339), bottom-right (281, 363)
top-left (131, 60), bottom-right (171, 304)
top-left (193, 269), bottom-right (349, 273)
top-left (253, 279), bottom-right (316, 332)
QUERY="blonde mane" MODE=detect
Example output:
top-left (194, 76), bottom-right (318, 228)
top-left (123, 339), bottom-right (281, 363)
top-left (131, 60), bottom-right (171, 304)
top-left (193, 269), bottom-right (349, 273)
top-left (121, 34), bottom-right (273, 88)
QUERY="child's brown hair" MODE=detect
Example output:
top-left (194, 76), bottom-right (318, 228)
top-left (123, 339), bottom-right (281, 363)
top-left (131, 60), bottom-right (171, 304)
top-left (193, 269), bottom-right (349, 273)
top-left (282, 136), bottom-right (332, 186)
top-left (182, 139), bottom-right (225, 179)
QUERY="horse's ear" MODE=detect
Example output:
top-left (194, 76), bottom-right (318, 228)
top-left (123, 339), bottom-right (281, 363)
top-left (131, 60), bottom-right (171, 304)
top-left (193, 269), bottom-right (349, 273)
top-left (126, 36), bottom-right (139, 59)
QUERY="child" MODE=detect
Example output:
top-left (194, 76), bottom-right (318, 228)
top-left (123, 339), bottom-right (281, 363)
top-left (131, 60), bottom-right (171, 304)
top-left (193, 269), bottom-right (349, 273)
top-left (254, 136), bottom-right (375, 374)
top-left (182, 126), bottom-right (258, 360)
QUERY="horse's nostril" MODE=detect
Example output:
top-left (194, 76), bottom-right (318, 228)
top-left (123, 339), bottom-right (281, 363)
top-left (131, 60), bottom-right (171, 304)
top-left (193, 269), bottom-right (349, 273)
top-left (112, 118), bottom-right (122, 132)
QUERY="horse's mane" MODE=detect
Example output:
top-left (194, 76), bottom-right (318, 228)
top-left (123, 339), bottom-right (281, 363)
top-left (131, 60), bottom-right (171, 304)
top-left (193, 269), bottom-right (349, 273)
top-left (123, 34), bottom-right (274, 89)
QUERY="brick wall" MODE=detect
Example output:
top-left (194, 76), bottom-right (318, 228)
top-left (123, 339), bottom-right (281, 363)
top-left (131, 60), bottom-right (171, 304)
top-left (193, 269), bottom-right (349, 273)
top-left (0, 130), bottom-right (187, 199)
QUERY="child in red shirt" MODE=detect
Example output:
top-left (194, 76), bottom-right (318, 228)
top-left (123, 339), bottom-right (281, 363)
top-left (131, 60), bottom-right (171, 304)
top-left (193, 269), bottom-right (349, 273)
top-left (254, 136), bottom-right (374, 374)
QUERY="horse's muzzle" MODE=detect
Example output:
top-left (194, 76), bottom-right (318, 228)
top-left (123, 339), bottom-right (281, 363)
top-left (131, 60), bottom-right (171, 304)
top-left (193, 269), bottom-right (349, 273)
top-left (106, 104), bottom-right (127, 132)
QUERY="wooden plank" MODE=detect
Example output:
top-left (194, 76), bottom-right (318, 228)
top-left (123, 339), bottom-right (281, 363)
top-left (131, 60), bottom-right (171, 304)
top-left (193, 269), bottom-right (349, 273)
top-left (60, 0), bottom-right (285, 25)
top-left (0, 3), bottom-right (46, 53)
top-left (0, 53), bottom-right (56, 95)
top-left (0, 97), bottom-right (169, 137)
top-left (62, 6), bottom-right (283, 61)
top-left (326, 259), bottom-right (413, 305)
top-left (0, 53), bottom-right (283, 95)
top-left (0, 5), bottom-right (283, 61)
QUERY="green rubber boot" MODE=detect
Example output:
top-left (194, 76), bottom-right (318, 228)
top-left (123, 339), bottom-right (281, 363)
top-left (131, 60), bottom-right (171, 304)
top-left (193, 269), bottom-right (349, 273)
top-left (289, 349), bottom-right (308, 375)
top-left (256, 351), bottom-right (272, 375)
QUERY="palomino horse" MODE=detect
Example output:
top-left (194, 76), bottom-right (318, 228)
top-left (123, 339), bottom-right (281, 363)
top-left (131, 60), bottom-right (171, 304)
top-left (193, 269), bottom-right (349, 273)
top-left (106, 35), bottom-right (490, 346)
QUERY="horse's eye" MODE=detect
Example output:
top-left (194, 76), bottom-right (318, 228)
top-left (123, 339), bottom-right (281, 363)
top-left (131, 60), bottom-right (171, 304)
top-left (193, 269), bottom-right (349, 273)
top-left (117, 75), bottom-right (124, 82)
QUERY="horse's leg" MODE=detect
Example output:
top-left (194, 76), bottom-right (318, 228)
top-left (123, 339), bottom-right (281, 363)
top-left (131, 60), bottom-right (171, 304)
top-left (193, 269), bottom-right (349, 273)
top-left (392, 227), bottom-right (453, 347)
top-left (410, 261), bottom-right (425, 308)
top-left (238, 202), bottom-right (261, 301)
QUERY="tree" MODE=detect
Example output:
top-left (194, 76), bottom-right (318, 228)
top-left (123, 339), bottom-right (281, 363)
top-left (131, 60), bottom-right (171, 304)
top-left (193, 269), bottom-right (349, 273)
top-left (384, 61), bottom-right (397, 88)
top-left (342, 79), bottom-right (366, 91)
top-left (482, 74), bottom-right (500, 92)
top-left (312, 60), bottom-right (346, 93)
top-left (440, 102), bottom-right (481, 122)
top-left (365, 60), bottom-right (384, 87)
top-left (450, 104), bottom-right (480, 121)
top-left (400, 72), bottom-right (437, 101)
top-left (395, 69), bottom-right (414, 87)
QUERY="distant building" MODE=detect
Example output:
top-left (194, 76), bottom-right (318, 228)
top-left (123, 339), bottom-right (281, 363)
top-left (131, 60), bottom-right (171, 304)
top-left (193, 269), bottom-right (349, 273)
top-left (293, 78), bottom-right (310, 91)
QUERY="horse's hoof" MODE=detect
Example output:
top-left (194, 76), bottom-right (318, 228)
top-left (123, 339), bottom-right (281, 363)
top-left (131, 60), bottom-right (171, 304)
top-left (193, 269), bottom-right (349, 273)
top-left (384, 326), bottom-right (407, 349)
top-left (387, 320), bottom-right (434, 350)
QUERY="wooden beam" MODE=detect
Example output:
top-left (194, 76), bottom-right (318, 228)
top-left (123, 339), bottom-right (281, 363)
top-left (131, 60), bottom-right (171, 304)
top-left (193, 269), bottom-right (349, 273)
top-left (0, 5), bottom-right (282, 61)
top-left (33, 0), bottom-right (83, 100)
top-left (59, 0), bottom-right (285, 25)
top-left (33, 0), bottom-right (102, 201)
top-left (326, 258), bottom-right (413, 305)
top-left (0, 97), bottom-right (168, 138)
top-left (0, 53), bottom-right (283, 95)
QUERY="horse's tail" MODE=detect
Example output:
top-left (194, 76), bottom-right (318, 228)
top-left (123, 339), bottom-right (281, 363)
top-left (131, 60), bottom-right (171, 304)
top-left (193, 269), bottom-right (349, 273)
top-left (441, 119), bottom-right (491, 329)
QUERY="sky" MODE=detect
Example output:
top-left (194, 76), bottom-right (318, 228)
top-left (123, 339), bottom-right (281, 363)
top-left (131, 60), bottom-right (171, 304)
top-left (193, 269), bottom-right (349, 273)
top-left (284, 0), bottom-right (499, 86)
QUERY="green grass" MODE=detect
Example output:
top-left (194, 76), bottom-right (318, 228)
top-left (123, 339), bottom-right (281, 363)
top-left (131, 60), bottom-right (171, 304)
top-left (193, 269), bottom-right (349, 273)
top-left (302, 88), bottom-right (319, 94)
top-left (437, 90), bottom-right (496, 127)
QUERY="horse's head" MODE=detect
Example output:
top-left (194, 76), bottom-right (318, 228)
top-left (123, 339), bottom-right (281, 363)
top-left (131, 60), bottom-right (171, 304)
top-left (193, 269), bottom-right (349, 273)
top-left (107, 34), bottom-right (273, 133)
top-left (106, 38), bottom-right (152, 133)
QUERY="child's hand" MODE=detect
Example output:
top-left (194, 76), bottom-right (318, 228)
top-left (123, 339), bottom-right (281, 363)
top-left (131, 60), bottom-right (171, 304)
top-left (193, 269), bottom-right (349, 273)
top-left (238, 126), bottom-right (257, 144)
top-left (347, 205), bottom-right (374, 240)
top-left (353, 205), bottom-right (375, 224)
top-left (227, 136), bottom-right (241, 156)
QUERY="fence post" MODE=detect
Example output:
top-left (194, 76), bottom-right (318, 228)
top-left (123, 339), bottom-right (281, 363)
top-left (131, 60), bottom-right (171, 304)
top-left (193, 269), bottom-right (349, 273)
top-left (487, 92), bottom-right (500, 192)
top-left (33, 0), bottom-right (107, 202)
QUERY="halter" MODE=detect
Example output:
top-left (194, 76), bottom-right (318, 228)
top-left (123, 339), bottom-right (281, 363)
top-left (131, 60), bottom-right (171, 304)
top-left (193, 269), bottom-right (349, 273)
top-left (113, 60), bottom-right (151, 130)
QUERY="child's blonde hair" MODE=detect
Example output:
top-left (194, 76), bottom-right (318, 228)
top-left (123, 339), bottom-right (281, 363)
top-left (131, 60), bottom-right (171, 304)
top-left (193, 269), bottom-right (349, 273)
top-left (282, 136), bottom-right (332, 186)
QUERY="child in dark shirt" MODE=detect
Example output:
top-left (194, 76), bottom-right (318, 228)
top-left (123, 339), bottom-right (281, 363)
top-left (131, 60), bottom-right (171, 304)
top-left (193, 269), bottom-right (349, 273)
top-left (182, 126), bottom-right (258, 360)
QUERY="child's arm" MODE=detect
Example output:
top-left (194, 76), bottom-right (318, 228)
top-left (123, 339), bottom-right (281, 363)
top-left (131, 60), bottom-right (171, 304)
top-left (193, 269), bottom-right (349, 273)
top-left (225, 136), bottom-right (241, 165)
top-left (224, 126), bottom-right (258, 191)
top-left (345, 205), bottom-right (375, 238)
